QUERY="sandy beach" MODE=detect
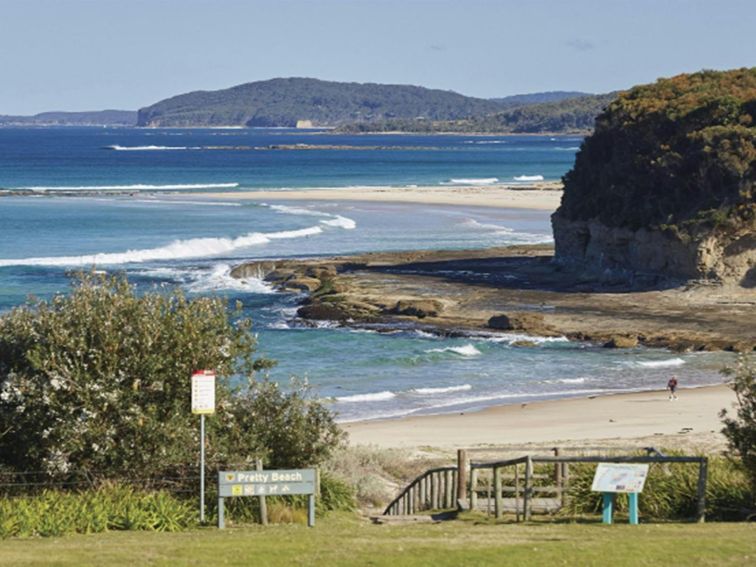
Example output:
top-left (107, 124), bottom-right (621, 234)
top-left (344, 385), bottom-right (735, 450)
top-left (217, 183), bottom-right (749, 453)
top-left (198, 183), bottom-right (564, 211)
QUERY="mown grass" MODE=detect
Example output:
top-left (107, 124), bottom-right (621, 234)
top-left (1, 513), bottom-right (754, 567)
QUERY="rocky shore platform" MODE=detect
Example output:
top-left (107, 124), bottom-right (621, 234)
top-left (231, 244), bottom-right (756, 353)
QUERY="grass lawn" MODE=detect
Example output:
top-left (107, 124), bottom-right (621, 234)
top-left (1, 514), bottom-right (754, 566)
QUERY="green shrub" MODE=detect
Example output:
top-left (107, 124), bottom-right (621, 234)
top-left (0, 272), bottom-right (344, 482)
top-left (561, 455), bottom-right (751, 521)
top-left (319, 472), bottom-right (356, 512)
top-left (0, 485), bottom-right (197, 538)
top-left (721, 355), bottom-right (756, 503)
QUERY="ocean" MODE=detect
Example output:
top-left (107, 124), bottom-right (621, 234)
top-left (0, 127), bottom-right (731, 421)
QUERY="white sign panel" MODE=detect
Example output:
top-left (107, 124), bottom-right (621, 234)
top-left (591, 463), bottom-right (649, 493)
top-left (191, 370), bottom-right (216, 415)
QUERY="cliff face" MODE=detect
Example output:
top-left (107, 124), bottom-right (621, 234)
top-left (552, 68), bottom-right (756, 286)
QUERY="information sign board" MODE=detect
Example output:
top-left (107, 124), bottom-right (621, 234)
top-left (591, 463), bottom-right (649, 493)
top-left (191, 370), bottom-right (215, 415)
top-left (218, 469), bottom-right (316, 497)
top-left (217, 469), bottom-right (318, 528)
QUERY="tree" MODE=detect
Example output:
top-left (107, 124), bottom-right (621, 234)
top-left (720, 355), bottom-right (756, 501)
top-left (0, 272), bottom-right (343, 480)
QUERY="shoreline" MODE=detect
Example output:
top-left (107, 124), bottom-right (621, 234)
top-left (195, 182), bottom-right (564, 211)
top-left (343, 384), bottom-right (735, 449)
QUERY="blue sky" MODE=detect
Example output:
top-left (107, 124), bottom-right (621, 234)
top-left (1, 0), bottom-right (754, 114)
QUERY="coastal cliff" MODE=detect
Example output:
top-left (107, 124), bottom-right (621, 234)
top-left (552, 68), bottom-right (756, 286)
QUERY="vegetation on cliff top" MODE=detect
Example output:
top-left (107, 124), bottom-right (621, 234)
top-left (557, 68), bottom-right (756, 233)
top-left (340, 93), bottom-right (615, 134)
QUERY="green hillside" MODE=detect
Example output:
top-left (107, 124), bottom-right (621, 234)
top-left (557, 68), bottom-right (756, 231)
top-left (136, 78), bottom-right (505, 127)
top-left (341, 93), bottom-right (616, 133)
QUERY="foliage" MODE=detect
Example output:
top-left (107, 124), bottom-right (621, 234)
top-left (323, 446), bottom-right (439, 507)
top-left (341, 93), bottom-right (615, 134)
top-left (0, 272), bottom-right (342, 481)
top-left (558, 67), bottom-right (756, 234)
top-left (318, 472), bottom-right (356, 512)
top-left (721, 355), bottom-right (756, 501)
top-left (0, 485), bottom-right (196, 538)
top-left (137, 78), bottom-right (506, 127)
top-left (221, 378), bottom-right (346, 469)
top-left (562, 454), bottom-right (752, 520)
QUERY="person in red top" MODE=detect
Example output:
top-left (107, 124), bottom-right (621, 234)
top-left (667, 376), bottom-right (679, 401)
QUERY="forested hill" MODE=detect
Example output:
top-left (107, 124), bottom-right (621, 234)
top-left (136, 78), bottom-right (506, 128)
top-left (341, 93), bottom-right (616, 133)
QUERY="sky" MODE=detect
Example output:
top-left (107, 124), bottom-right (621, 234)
top-left (1, 0), bottom-right (754, 114)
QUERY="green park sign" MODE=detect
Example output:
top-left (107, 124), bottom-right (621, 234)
top-left (218, 468), bottom-right (317, 528)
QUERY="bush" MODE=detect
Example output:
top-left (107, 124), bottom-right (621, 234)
top-left (721, 355), bottom-right (756, 502)
top-left (562, 454), bottom-right (752, 520)
top-left (0, 272), bottom-right (343, 482)
top-left (0, 485), bottom-right (196, 538)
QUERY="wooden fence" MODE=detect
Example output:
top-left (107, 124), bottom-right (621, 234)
top-left (384, 449), bottom-right (709, 523)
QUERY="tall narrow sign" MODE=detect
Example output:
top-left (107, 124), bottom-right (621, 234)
top-left (191, 370), bottom-right (216, 523)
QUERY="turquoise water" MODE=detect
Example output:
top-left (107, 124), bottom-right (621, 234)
top-left (0, 128), bottom-right (731, 421)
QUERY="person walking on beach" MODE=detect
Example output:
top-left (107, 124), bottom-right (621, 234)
top-left (667, 375), bottom-right (679, 401)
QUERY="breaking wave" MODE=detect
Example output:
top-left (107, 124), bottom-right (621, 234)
top-left (445, 177), bottom-right (499, 185)
top-left (335, 391), bottom-right (396, 403)
top-left (637, 358), bottom-right (685, 368)
top-left (0, 226), bottom-right (323, 267)
top-left (18, 183), bottom-right (240, 192)
top-left (106, 145), bottom-right (199, 151)
top-left (411, 384), bottom-right (472, 395)
top-left (513, 175), bottom-right (545, 182)
top-left (426, 344), bottom-right (482, 357)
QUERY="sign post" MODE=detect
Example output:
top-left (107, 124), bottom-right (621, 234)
top-left (218, 468), bottom-right (318, 528)
top-left (591, 463), bottom-right (648, 525)
top-left (191, 370), bottom-right (216, 524)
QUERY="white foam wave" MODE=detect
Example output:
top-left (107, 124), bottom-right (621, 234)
top-left (427, 344), bottom-right (482, 357)
top-left (268, 204), bottom-right (330, 218)
top-left (412, 384), bottom-right (472, 395)
top-left (513, 175), bottom-right (544, 182)
top-left (637, 358), bottom-right (685, 368)
top-left (335, 391), bottom-right (396, 403)
top-left (320, 215), bottom-right (356, 230)
top-left (184, 264), bottom-right (274, 294)
top-left (463, 140), bottom-right (507, 145)
top-left (480, 332), bottom-right (568, 344)
top-left (19, 183), bottom-right (240, 192)
top-left (554, 146), bottom-right (580, 151)
top-left (446, 177), bottom-right (499, 185)
top-left (461, 219), bottom-right (515, 234)
top-left (547, 378), bottom-right (587, 384)
top-left (132, 199), bottom-right (241, 207)
top-left (265, 203), bottom-right (357, 230)
top-left (0, 226), bottom-right (322, 267)
top-left (106, 145), bottom-right (198, 151)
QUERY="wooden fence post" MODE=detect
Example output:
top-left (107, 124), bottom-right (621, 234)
top-left (457, 450), bottom-right (467, 507)
top-left (696, 458), bottom-right (708, 523)
top-left (494, 466), bottom-right (503, 519)
top-left (514, 464), bottom-right (521, 522)
top-left (444, 470), bottom-right (453, 509)
top-left (470, 467), bottom-right (478, 510)
top-left (524, 456), bottom-right (533, 522)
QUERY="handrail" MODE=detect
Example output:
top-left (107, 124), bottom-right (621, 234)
top-left (383, 466), bottom-right (457, 516)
